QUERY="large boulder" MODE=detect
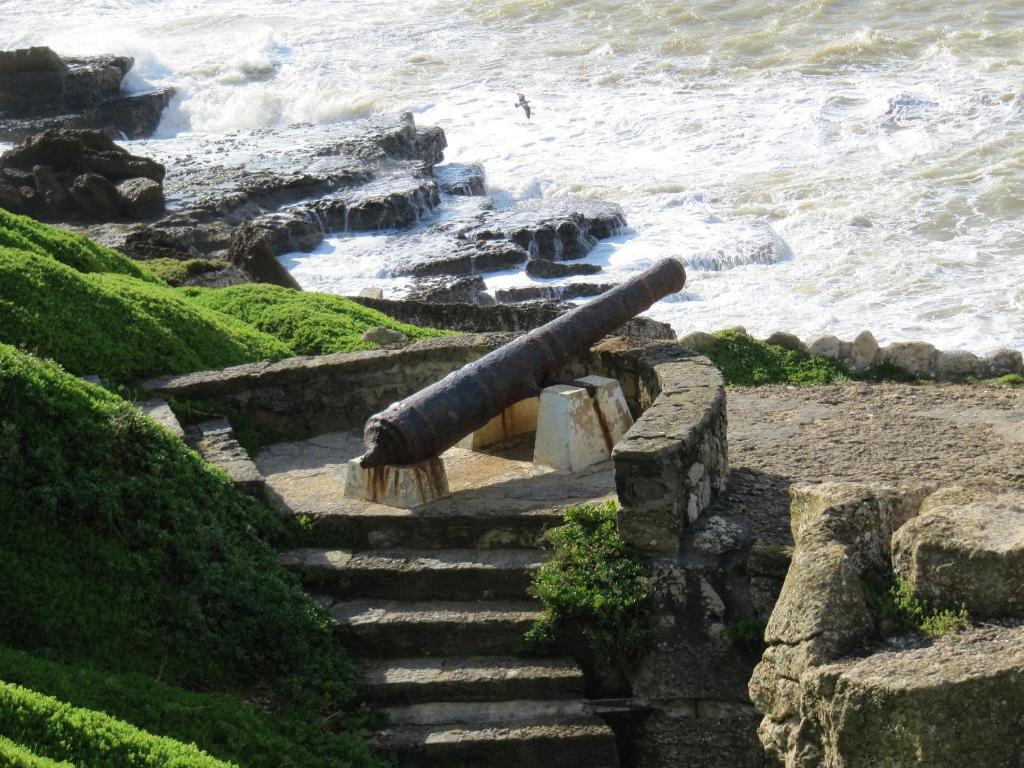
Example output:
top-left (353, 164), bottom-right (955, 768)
top-left (0, 129), bottom-right (165, 222)
top-left (892, 483), bottom-right (1024, 619)
top-left (801, 625), bottom-right (1024, 767)
top-left (116, 177), bottom-right (165, 219)
top-left (70, 173), bottom-right (123, 221)
top-left (0, 47), bottom-right (173, 142)
top-left (227, 224), bottom-right (302, 290)
top-left (0, 47), bottom-right (67, 116)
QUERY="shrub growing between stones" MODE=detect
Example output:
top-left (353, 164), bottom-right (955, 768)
top-left (863, 572), bottom-right (971, 640)
top-left (525, 501), bottom-right (654, 667)
top-left (699, 330), bottom-right (848, 386)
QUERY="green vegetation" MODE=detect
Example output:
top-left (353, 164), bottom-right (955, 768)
top-left (0, 248), bottom-right (291, 381)
top-left (697, 330), bottom-right (848, 386)
top-left (995, 373), bottom-right (1024, 388)
top-left (0, 208), bottom-right (154, 281)
top-left (183, 283), bottom-right (448, 356)
top-left (0, 681), bottom-right (234, 768)
top-left (143, 258), bottom-right (225, 287)
top-left (524, 502), bottom-right (654, 667)
top-left (723, 617), bottom-right (768, 655)
top-left (864, 572), bottom-right (971, 640)
top-left (0, 345), bottom-right (381, 767)
top-left (0, 647), bottom-right (376, 768)
top-left (0, 736), bottom-right (73, 768)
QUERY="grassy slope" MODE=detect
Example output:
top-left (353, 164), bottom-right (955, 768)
top-left (697, 329), bottom-right (848, 386)
top-left (0, 248), bottom-right (292, 381)
top-left (0, 345), bottom-right (380, 768)
top-left (0, 681), bottom-right (235, 768)
top-left (183, 283), bottom-right (448, 356)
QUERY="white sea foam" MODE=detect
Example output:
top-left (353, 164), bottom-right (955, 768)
top-left (3, 0), bottom-right (1024, 351)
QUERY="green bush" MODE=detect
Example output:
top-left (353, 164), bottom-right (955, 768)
top-left (524, 502), bottom-right (654, 666)
top-left (698, 330), bottom-right (848, 386)
top-left (182, 283), bottom-right (449, 356)
top-left (0, 681), bottom-right (234, 768)
top-left (0, 736), bottom-right (73, 768)
top-left (0, 248), bottom-right (291, 381)
top-left (863, 572), bottom-right (971, 639)
top-left (995, 373), bottom-right (1024, 388)
top-left (0, 208), bottom-right (154, 281)
top-left (0, 345), bottom-right (379, 767)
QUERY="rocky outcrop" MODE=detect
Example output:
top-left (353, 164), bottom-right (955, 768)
top-left (892, 483), bottom-right (1024, 619)
top-left (494, 283), bottom-right (614, 304)
top-left (525, 259), bottom-right (603, 279)
top-left (750, 481), bottom-right (1024, 767)
top-left (436, 162), bottom-right (487, 196)
top-left (227, 223), bottom-right (302, 290)
top-left (0, 46), bottom-right (174, 142)
top-left (0, 129), bottom-right (165, 221)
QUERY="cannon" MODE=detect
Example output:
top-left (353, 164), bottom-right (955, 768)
top-left (359, 257), bottom-right (686, 468)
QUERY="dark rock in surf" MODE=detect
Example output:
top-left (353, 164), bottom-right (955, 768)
top-left (227, 223), bottom-right (303, 290)
top-left (525, 259), bottom-right (603, 279)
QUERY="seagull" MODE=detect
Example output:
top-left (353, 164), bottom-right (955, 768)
top-left (515, 93), bottom-right (532, 120)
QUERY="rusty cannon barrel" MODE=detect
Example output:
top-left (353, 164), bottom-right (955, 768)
top-left (359, 257), bottom-right (686, 468)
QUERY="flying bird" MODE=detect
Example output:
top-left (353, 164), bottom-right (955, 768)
top-left (515, 93), bottom-right (532, 120)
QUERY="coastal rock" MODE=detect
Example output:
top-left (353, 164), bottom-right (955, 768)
top-left (892, 483), bottom-right (1024, 619)
top-left (678, 331), bottom-right (717, 354)
top-left (808, 334), bottom-right (841, 359)
top-left (436, 162), bottom-right (487, 196)
top-left (116, 177), bottom-right (164, 219)
top-left (525, 259), bottom-right (603, 279)
top-left (227, 224), bottom-right (302, 290)
top-left (458, 198), bottom-right (626, 262)
top-left (883, 341), bottom-right (937, 377)
top-left (0, 178), bottom-right (27, 214)
top-left (764, 331), bottom-right (806, 353)
top-left (0, 47), bottom-right (173, 142)
top-left (850, 329), bottom-right (881, 371)
top-left (494, 282), bottom-right (613, 304)
top-left (249, 211), bottom-right (325, 255)
top-left (933, 349), bottom-right (988, 380)
top-left (0, 129), bottom-right (166, 222)
top-left (405, 275), bottom-right (490, 305)
top-left (687, 221), bottom-right (792, 271)
top-left (361, 327), bottom-right (409, 346)
top-left (986, 348), bottom-right (1024, 377)
top-left (401, 241), bottom-right (529, 278)
top-left (70, 173), bottom-right (123, 221)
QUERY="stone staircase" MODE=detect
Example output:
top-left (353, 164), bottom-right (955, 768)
top-left (268, 434), bottom-right (621, 768)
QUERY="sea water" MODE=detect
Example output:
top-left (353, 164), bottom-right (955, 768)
top-left (4, 0), bottom-right (1023, 351)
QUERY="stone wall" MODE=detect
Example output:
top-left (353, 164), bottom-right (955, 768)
top-left (593, 343), bottom-right (771, 768)
top-left (144, 334), bottom-right (516, 437)
top-left (350, 295), bottom-right (676, 340)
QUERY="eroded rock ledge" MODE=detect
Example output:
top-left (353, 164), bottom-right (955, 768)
top-left (750, 481), bottom-right (1024, 767)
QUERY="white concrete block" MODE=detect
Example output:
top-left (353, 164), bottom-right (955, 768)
top-left (340, 457), bottom-right (450, 509)
top-left (457, 396), bottom-right (539, 450)
top-left (533, 376), bottom-right (634, 473)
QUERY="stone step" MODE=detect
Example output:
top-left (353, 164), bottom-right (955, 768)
top-left (304, 506), bottom-right (564, 551)
top-left (374, 701), bottom-right (618, 768)
top-left (192, 419), bottom-right (267, 502)
top-left (137, 398), bottom-right (185, 440)
top-left (321, 598), bottom-right (542, 658)
top-left (362, 656), bottom-right (584, 705)
top-left (282, 548), bottom-right (545, 601)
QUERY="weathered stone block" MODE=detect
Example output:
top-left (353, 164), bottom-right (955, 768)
top-left (533, 376), bottom-right (632, 473)
top-left (808, 334), bottom-right (841, 359)
top-left (883, 340), bottom-right (938, 377)
top-left (340, 457), bottom-right (449, 509)
top-left (892, 483), bottom-right (1024, 618)
top-left (850, 329), bottom-right (880, 370)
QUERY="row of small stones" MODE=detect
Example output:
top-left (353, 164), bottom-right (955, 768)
top-left (678, 328), bottom-right (1024, 381)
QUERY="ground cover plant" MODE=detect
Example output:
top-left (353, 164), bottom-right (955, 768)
top-left (182, 283), bottom-right (449, 356)
top-left (0, 345), bottom-right (383, 767)
top-left (697, 329), bottom-right (848, 386)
